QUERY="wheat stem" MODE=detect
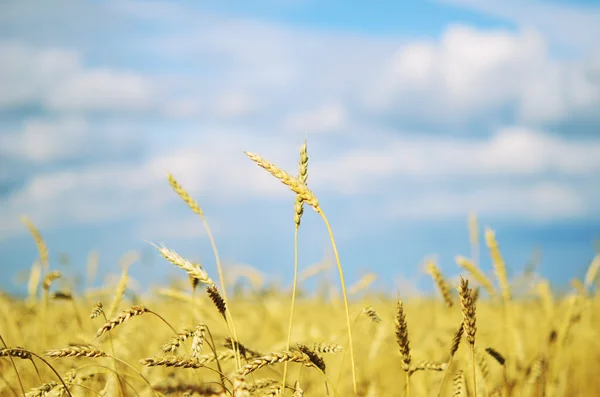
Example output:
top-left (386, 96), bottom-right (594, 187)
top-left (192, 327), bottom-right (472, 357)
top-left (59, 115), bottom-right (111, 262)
top-left (0, 336), bottom-right (25, 397)
top-left (319, 210), bottom-right (357, 392)
top-left (282, 225), bottom-right (300, 390)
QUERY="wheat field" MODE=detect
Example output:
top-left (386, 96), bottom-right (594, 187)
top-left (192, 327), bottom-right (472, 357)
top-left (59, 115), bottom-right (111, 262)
top-left (1, 144), bottom-right (599, 397)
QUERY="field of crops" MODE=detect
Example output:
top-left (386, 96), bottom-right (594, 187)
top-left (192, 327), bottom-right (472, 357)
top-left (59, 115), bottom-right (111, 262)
top-left (1, 146), bottom-right (599, 397)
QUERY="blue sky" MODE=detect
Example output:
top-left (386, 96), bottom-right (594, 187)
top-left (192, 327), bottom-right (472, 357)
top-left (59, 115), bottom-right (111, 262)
top-left (1, 0), bottom-right (599, 297)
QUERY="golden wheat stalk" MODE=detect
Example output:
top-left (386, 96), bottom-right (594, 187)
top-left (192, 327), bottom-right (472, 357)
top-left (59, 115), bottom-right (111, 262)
top-left (362, 305), bottom-right (382, 323)
top-left (106, 265), bottom-right (129, 319)
top-left (235, 350), bottom-right (314, 377)
top-left (484, 228), bottom-right (510, 302)
top-left (284, 142), bottom-right (309, 391)
top-left (27, 260), bottom-right (41, 305)
top-left (46, 345), bottom-right (107, 359)
top-left (245, 149), bottom-right (357, 391)
top-left (437, 321), bottom-right (465, 397)
top-left (584, 254), bottom-right (600, 290)
top-left (452, 370), bottom-right (467, 397)
top-left (25, 381), bottom-right (59, 397)
top-left (425, 260), bottom-right (453, 307)
top-left (395, 298), bottom-right (412, 396)
top-left (140, 355), bottom-right (205, 369)
top-left (21, 216), bottom-right (49, 271)
top-left (408, 361), bottom-right (448, 376)
top-left (162, 327), bottom-right (196, 354)
top-left (468, 212), bottom-right (480, 266)
top-left (244, 151), bottom-right (319, 208)
top-left (167, 173), bottom-right (242, 367)
top-left (309, 343), bottom-right (343, 354)
top-left (348, 273), bottom-right (377, 295)
top-left (95, 305), bottom-right (149, 337)
top-left (149, 242), bottom-right (214, 286)
top-left (455, 256), bottom-right (496, 298)
top-left (458, 277), bottom-right (477, 396)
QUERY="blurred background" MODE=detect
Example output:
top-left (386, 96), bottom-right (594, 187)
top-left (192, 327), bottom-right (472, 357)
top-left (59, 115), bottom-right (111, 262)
top-left (1, 0), bottom-right (599, 297)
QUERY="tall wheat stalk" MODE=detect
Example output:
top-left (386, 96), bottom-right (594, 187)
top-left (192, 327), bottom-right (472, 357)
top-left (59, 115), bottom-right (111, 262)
top-left (468, 212), bottom-right (480, 266)
top-left (283, 141), bottom-right (308, 390)
top-left (395, 298), bottom-right (412, 397)
top-left (458, 277), bottom-right (477, 396)
top-left (244, 150), bottom-right (358, 392)
top-left (167, 173), bottom-right (242, 369)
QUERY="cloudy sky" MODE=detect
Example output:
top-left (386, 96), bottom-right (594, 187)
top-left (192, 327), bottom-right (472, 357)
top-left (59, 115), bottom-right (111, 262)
top-left (1, 0), bottom-right (599, 296)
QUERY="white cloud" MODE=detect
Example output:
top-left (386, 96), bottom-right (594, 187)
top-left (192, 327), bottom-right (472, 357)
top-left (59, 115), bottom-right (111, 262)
top-left (309, 127), bottom-right (600, 194)
top-left (213, 92), bottom-right (257, 118)
top-left (0, 130), bottom-right (298, 238)
top-left (367, 24), bottom-right (600, 126)
top-left (2, 124), bottom-right (598, 239)
top-left (0, 41), bottom-right (156, 113)
top-left (162, 98), bottom-right (203, 119)
top-left (439, 0), bottom-right (600, 55)
top-left (3, 7), bottom-right (599, 129)
top-left (2, 0), bottom-right (600, 242)
top-left (0, 162), bottom-right (166, 238)
top-left (135, 215), bottom-right (210, 241)
top-left (0, 117), bottom-right (87, 163)
top-left (46, 69), bottom-right (155, 112)
top-left (389, 182), bottom-right (590, 220)
top-left (0, 41), bottom-right (79, 107)
top-left (283, 102), bottom-right (347, 134)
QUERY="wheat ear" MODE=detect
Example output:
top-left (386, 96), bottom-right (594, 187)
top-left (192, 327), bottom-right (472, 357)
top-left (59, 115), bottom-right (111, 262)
top-left (425, 260), bottom-right (453, 307)
top-left (484, 228), bottom-right (510, 302)
top-left (459, 277), bottom-right (477, 396)
top-left (46, 345), bottom-right (107, 358)
top-left (584, 254), bottom-right (600, 290)
top-left (395, 298), bottom-right (411, 397)
top-left (235, 350), bottom-right (314, 377)
top-left (455, 256), bottom-right (496, 299)
top-left (468, 212), bottom-right (480, 266)
top-left (95, 305), bottom-right (177, 338)
top-left (452, 370), bottom-right (467, 397)
top-left (245, 150), bottom-right (357, 392)
top-left (27, 260), bottom-right (41, 305)
top-left (21, 216), bottom-right (49, 271)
